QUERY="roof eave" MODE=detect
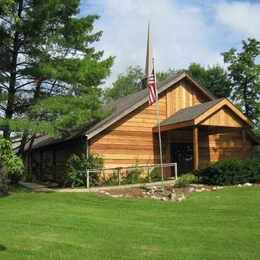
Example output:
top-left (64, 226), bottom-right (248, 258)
top-left (86, 72), bottom-right (215, 140)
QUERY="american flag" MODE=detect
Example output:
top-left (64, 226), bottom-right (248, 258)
top-left (147, 68), bottom-right (157, 105)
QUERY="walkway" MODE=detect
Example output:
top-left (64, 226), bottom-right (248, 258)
top-left (19, 180), bottom-right (175, 193)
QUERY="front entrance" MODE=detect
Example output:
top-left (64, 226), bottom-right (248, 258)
top-left (171, 143), bottom-right (193, 175)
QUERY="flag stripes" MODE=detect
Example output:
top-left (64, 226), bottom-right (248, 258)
top-left (147, 69), bottom-right (157, 105)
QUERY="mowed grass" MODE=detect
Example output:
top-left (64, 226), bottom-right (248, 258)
top-left (1, 188), bottom-right (260, 260)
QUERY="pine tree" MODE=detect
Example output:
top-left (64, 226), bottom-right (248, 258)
top-left (0, 0), bottom-right (113, 141)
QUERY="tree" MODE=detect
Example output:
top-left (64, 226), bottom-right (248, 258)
top-left (104, 65), bottom-right (175, 101)
top-left (187, 63), bottom-right (232, 98)
top-left (222, 38), bottom-right (260, 123)
top-left (0, 0), bottom-right (113, 142)
top-left (156, 68), bottom-right (175, 82)
top-left (104, 65), bottom-right (144, 101)
top-left (0, 137), bottom-right (23, 196)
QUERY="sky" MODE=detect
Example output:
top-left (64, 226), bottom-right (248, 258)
top-left (80, 0), bottom-right (260, 86)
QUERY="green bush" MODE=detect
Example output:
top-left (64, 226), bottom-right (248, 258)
top-left (197, 159), bottom-right (260, 186)
top-left (150, 167), bottom-right (162, 182)
top-left (124, 169), bottom-right (139, 184)
top-left (124, 168), bottom-right (144, 184)
top-left (252, 146), bottom-right (260, 160)
top-left (0, 138), bottom-right (24, 195)
top-left (174, 173), bottom-right (198, 188)
top-left (66, 153), bottom-right (103, 187)
top-left (103, 170), bottom-right (119, 186)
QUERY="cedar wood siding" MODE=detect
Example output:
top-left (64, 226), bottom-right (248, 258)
top-left (89, 79), bottom-right (211, 168)
top-left (198, 105), bottom-right (255, 167)
top-left (165, 127), bottom-right (254, 169)
top-left (199, 127), bottom-right (254, 168)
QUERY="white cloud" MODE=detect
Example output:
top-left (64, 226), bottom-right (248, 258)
top-left (90, 0), bottom-right (223, 86)
top-left (81, 0), bottom-right (260, 86)
top-left (215, 1), bottom-right (260, 39)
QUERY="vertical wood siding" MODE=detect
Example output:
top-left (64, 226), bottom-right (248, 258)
top-left (199, 127), bottom-right (253, 168)
top-left (89, 80), bottom-right (210, 168)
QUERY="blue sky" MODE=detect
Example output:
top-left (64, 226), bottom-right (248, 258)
top-left (80, 0), bottom-right (260, 86)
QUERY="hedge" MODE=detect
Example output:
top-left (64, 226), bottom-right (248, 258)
top-left (197, 159), bottom-right (260, 186)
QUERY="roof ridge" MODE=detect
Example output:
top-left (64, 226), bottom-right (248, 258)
top-left (86, 72), bottom-right (216, 138)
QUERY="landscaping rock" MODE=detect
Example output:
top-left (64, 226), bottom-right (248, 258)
top-left (161, 197), bottom-right (167, 201)
top-left (169, 192), bottom-right (177, 201)
top-left (244, 183), bottom-right (253, 187)
top-left (151, 195), bottom-right (160, 200)
top-left (110, 194), bottom-right (123, 198)
top-left (177, 194), bottom-right (185, 202)
top-left (188, 187), bottom-right (196, 193)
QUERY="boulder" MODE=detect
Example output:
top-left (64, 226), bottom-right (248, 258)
top-left (169, 192), bottom-right (177, 201)
top-left (188, 187), bottom-right (196, 193)
top-left (177, 194), bottom-right (185, 202)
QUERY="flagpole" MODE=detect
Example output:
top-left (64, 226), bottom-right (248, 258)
top-left (153, 58), bottom-right (164, 182)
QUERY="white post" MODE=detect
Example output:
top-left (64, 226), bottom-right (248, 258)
top-left (86, 170), bottom-right (90, 189)
top-left (174, 163), bottom-right (178, 180)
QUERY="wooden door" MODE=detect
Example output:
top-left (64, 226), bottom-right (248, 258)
top-left (171, 143), bottom-right (193, 174)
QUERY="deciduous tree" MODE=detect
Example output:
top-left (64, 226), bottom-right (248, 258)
top-left (104, 65), bottom-right (174, 101)
top-left (222, 38), bottom-right (260, 123)
top-left (187, 63), bottom-right (232, 98)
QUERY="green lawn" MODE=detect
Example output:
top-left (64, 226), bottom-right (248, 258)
top-left (1, 188), bottom-right (260, 260)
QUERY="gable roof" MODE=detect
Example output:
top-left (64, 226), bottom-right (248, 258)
top-left (154, 98), bottom-right (253, 133)
top-left (160, 99), bottom-right (224, 127)
top-left (24, 72), bottom-right (215, 151)
top-left (86, 71), bottom-right (215, 139)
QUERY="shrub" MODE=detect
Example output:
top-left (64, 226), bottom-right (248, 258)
top-left (0, 138), bottom-right (24, 195)
top-left (124, 168), bottom-right (144, 184)
top-left (150, 167), bottom-right (162, 182)
top-left (174, 173), bottom-right (198, 188)
top-left (252, 145), bottom-right (260, 160)
top-left (197, 159), bottom-right (260, 186)
top-left (66, 153), bottom-right (103, 187)
top-left (103, 170), bottom-right (119, 186)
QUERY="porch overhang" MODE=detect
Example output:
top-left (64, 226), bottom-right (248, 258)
top-left (153, 120), bottom-right (194, 132)
top-left (153, 98), bottom-right (253, 133)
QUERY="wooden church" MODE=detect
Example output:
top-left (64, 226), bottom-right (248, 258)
top-left (24, 27), bottom-right (257, 182)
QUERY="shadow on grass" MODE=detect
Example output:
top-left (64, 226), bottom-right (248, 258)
top-left (0, 245), bottom-right (6, 251)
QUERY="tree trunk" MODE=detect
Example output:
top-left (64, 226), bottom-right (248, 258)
top-left (18, 79), bottom-right (42, 157)
top-left (3, 0), bottom-right (24, 139)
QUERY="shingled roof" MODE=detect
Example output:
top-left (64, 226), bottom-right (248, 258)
top-left (25, 72), bottom-right (215, 150)
top-left (86, 72), bottom-right (215, 139)
top-left (160, 98), bottom-right (224, 127)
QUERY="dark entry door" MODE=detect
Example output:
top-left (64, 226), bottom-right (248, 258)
top-left (171, 143), bottom-right (193, 175)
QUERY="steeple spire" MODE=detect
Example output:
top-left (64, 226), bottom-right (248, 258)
top-left (145, 22), bottom-right (153, 80)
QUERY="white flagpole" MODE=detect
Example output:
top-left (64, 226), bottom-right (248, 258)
top-left (153, 58), bottom-right (164, 182)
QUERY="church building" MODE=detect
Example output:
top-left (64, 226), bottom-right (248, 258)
top-left (24, 27), bottom-right (258, 183)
